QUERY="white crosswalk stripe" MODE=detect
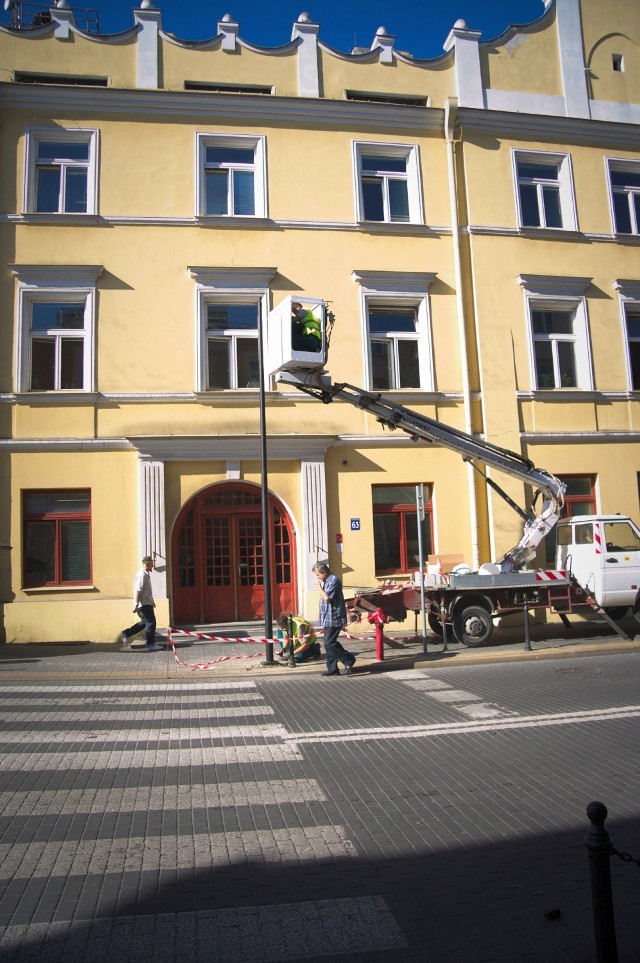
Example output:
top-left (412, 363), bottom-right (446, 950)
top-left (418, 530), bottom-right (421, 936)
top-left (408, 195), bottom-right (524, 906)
top-left (0, 705), bottom-right (274, 722)
top-left (400, 670), bottom-right (516, 718)
top-left (0, 778), bottom-right (327, 817)
top-left (0, 825), bottom-right (356, 880)
top-left (0, 723), bottom-right (287, 745)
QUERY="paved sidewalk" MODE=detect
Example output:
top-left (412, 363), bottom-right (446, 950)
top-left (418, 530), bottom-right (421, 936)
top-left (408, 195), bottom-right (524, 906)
top-left (0, 614), bottom-right (637, 682)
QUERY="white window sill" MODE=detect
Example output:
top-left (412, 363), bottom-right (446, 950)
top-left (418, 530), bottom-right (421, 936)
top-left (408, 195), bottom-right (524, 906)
top-left (195, 215), bottom-right (270, 228)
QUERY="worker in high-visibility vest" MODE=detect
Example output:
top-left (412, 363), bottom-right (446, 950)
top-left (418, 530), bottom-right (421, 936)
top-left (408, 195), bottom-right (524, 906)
top-left (275, 614), bottom-right (322, 662)
top-left (291, 302), bottom-right (322, 353)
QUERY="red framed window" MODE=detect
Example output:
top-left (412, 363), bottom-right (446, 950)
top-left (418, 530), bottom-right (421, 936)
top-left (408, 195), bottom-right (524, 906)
top-left (372, 484), bottom-right (433, 575)
top-left (545, 475), bottom-right (595, 565)
top-left (23, 490), bottom-right (91, 587)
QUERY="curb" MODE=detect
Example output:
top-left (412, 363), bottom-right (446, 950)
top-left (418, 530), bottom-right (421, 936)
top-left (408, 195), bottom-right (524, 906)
top-left (0, 636), bottom-right (637, 683)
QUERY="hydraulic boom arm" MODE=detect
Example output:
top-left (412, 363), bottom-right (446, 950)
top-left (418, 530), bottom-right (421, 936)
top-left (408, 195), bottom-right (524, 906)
top-left (277, 369), bottom-right (565, 571)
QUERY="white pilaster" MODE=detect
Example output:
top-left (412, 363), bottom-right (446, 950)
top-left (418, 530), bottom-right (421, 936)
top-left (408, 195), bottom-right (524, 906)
top-left (555, 0), bottom-right (590, 118)
top-left (134, 5), bottom-right (162, 90)
top-left (139, 457), bottom-right (167, 598)
top-left (443, 20), bottom-right (484, 110)
top-left (291, 13), bottom-right (320, 98)
top-left (301, 458), bottom-right (328, 588)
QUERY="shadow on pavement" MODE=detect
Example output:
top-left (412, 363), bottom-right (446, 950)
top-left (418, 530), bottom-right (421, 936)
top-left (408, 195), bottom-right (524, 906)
top-left (1, 812), bottom-right (638, 961)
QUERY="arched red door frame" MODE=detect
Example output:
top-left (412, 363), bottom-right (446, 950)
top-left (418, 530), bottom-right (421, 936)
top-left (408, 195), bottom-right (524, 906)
top-left (171, 481), bottom-right (297, 625)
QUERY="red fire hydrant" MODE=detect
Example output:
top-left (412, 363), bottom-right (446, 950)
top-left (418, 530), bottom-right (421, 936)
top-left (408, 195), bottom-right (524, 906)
top-left (367, 607), bottom-right (392, 661)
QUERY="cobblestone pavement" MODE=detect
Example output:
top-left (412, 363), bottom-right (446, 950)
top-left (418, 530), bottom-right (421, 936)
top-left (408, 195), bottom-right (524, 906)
top-left (0, 627), bottom-right (639, 961)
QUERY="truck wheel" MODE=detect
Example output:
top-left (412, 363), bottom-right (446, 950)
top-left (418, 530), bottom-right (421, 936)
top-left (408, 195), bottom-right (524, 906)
top-left (453, 605), bottom-right (493, 647)
top-left (428, 612), bottom-right (445, 636)
top-left (604, 607), bottom-right (628, 621)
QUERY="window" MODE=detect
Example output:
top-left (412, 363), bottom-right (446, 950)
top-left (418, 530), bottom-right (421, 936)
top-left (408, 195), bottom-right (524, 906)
top-left (625, 306), bottom-right (640, 389)
top-left (12, 265), bottom-right (101, 394)
top-left (189, 267), bottom-right (276, 391)
top-left (205, 301), bottom-right (260, 389)
top-left (354, 143), bottom-right (422, 224)
top-left (24, 129), bottom-right (98, 214)
top-left (353, 271), bottom-right (436, 392)
top-left (519, 275), bottom-right (593, 392)
top-left (196, 134), bottom-right (266, 217)
top-left (531, 309), bottom-right (578, 389)
top-left (373, 484), bottom-right (433, 575)
top-left (28, 300), bottom-right (87, 390)
top-left (23, 490), bottom-right (91, 587)
top-left (514, 151), bottom-right (576, 230)
top-left (545, 475), bottom-right (595, 565)
top-left (369, 306), bottom-right (420, 390)
top-left (608, 161), bottom-right (640, 235)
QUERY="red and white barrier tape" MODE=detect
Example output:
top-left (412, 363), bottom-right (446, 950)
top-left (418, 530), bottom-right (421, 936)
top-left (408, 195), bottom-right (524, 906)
top-left (166, 625), bottom-right (416, 671)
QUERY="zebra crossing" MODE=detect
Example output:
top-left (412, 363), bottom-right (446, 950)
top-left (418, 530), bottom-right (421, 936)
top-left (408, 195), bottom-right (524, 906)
top-left (0, 680), bottom-right (407, 962)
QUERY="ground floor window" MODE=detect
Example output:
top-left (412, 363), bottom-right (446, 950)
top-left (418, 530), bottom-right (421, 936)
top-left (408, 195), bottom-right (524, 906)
top-left (23, 490), bottom-right (91, 586)
top-left (545, 475), bottom-right (595, 565)
top-left (372, 483), bottom-right (433, 575)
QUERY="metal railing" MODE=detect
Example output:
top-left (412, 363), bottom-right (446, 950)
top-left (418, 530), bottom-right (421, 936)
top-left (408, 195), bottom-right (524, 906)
top-left (3, 1), bottom-right (100, 33)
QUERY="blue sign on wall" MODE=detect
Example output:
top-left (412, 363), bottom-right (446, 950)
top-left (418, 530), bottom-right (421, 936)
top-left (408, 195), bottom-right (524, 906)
top-left (350, 518), bottom-right (361, 531)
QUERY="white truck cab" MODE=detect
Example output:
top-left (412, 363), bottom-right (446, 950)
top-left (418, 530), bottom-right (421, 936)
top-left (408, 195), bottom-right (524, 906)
top-left (556, 514), bottom-right (640, 614)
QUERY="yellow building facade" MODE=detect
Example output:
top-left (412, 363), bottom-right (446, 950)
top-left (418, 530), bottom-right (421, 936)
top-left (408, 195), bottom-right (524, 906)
top-left (0, 0), bottom-right (639, 642)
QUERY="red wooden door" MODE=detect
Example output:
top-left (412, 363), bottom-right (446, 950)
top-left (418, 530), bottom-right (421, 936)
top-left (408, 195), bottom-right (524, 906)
top-left (172, 483), bottom-right (296, 625)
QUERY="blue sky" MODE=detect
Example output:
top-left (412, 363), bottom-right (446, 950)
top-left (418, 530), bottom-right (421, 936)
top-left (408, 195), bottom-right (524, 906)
top-left (2, 1), bottom-right (548, 59)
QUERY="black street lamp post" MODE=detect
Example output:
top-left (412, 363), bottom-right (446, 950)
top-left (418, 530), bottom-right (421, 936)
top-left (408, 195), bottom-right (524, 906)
top-left (258, 307), bottom-right (274, 664)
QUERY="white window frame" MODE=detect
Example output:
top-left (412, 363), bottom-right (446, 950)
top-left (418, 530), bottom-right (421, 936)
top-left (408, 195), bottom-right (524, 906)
top-left (606, 158), bottom-right (640, 236)
top-left (195, 133), bottom-right (267, 218)
top-left (23, 128), bottom-right (99, 215)
top-left (352, 271), bottom-right (435, 392)
top-left (353, 142), bottom-right (423, 225)
top-left (518, 275), bottom-right (593, 391)
top-left (513, 149), bottom-right (577, 231)
top-left (613, 280), bottom-right (640, 391)
top-left (188, 268), bottom-right (275, 391)
top-left (12, 265), bottom-right (102, 394)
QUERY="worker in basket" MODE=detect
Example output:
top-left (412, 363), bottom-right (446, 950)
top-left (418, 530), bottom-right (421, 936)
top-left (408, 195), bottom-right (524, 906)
top-left (291, 301), bottom-right (322, 352)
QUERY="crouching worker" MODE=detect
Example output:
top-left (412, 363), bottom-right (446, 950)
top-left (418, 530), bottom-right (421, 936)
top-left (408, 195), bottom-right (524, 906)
top-left (275, 614), bottom-right (322, 663)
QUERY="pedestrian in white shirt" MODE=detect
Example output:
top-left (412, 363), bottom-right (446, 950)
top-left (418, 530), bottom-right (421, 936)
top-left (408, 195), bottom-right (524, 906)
top-left (119, 555), bottom-right (161, 652)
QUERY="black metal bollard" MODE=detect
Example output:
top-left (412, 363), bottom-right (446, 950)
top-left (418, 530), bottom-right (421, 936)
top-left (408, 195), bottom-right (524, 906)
top-left (585, 801), bottom-right (618, 963)
top-left (440, 598), bottom-right (448, 652)
top-left (523, 595), bottom-right (531, 651)
top-left (286, 613), bottom-right (296, 668)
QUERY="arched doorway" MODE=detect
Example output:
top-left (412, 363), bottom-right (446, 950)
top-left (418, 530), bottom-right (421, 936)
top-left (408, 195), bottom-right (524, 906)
top-left (171, 482), bottom-right (296, 625)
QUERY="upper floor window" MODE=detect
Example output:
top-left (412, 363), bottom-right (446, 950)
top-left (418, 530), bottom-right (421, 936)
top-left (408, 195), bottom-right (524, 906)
top-left (23, 490), bottom-right (92, 587)
top-left (353, 270), bottom-right (436, 392)
top-left (369, 306), bottom-right (421, 390)
top-left (28, 300), bottom-right (88, 390)
top-left (12, 264), bottom-right (101, 394)
top-left (531, 309), bottom-right (579, 389)
top-left (354, 143), bottom-right (423, 224)
top-left (514, 150), bottom-right (576, 230)
top-left (188, 266), bottom-right (276, 391)
top-left (519, 275), bottom-right (592, 391)
top-left (205, 301), bottom-right (260, 389)
top-left (625, 306), bottom-right (640, 389)
top-left (196, 134), bottom-right (266, 217)
top-left (608, 160), bottom-right (640, 235)
top-left (24, 129), bottom-right (98, 214)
